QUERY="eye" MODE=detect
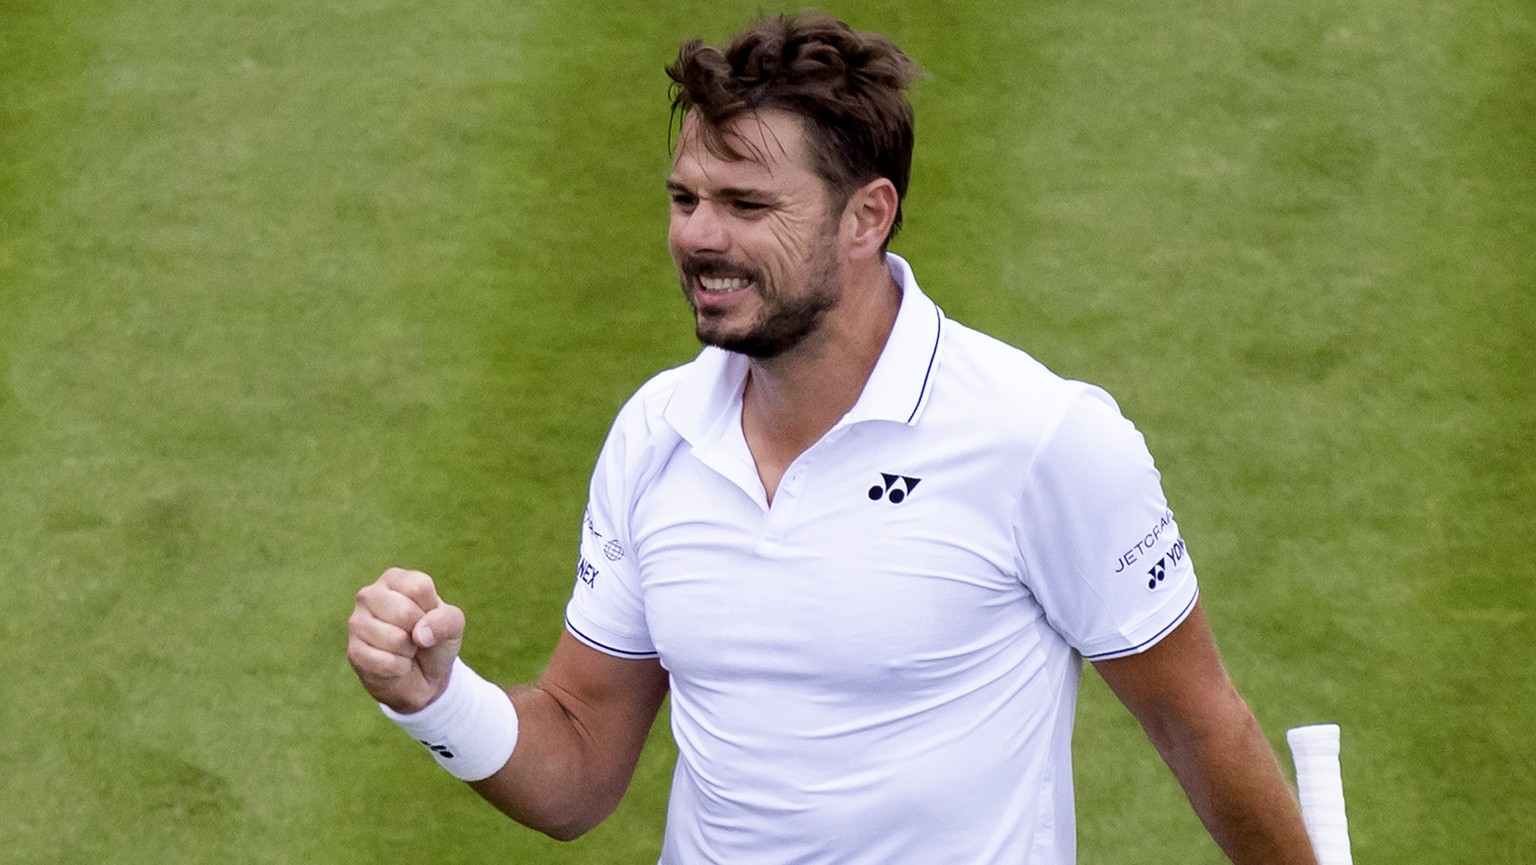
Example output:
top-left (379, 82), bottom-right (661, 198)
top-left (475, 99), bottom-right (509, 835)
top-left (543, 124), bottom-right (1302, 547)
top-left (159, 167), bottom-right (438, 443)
top-left (730, 199), bottom-right (768, 214)
top-left (669, 192), bottom-right (698, 211)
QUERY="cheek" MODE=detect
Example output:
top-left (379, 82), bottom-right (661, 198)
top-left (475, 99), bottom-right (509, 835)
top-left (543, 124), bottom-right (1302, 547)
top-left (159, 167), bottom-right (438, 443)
top-left (759, 219), bottom-right (811, 267)
top-left (777, 206), bottom-right (840, 254)
top-left (666, 222), bottom-right (690, 270)
top-left (766, 223), bottom-right (833, 280)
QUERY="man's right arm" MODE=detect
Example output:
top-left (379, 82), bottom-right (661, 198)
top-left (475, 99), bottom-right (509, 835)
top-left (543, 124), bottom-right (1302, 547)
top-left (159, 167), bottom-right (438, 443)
top-left (347, 568), bottom-right (669, 841)
top-left (474, 631), bottom-right (669, 840)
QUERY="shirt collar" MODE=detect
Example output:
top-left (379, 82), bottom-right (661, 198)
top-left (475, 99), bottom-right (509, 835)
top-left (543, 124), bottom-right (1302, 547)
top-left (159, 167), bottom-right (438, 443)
top-left (663, 252), bottom-right (945, 447)
top-left (844, 252), bottom-right (944, 426)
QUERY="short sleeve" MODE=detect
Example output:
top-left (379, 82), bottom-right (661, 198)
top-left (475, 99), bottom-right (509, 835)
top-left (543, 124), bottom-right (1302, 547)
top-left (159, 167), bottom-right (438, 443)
top-left (1014, 387), bottom-right (1198, 660)
top-left (564, 415), bottom-right (659, 660)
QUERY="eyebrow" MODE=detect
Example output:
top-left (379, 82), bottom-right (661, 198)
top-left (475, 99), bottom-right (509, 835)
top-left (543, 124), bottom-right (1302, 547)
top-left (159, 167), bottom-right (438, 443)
top-left (666, 181), bottom-right (774, 201)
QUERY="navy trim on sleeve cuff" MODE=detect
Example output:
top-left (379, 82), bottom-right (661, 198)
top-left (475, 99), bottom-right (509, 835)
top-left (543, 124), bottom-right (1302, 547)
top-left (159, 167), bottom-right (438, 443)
top-left (565, 618), bottom-right (660, 659)
top-left (1081, 589), bottom-right (1200, 662)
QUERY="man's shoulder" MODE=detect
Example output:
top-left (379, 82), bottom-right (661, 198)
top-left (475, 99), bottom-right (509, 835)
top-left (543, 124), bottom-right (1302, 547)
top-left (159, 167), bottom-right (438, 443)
top-left (630, 361), bottom-right (694, 407)
top-left (609, 361), bottom-right (692, 439)
top-left (938, 317), bottom-right (1091, 405)
top-left (586, 361), bottom-right (698, 494)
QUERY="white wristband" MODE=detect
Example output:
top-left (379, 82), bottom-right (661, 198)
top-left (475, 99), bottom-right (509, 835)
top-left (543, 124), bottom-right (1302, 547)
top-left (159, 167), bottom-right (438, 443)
top-left (380, 657), bottom-right (519, 782)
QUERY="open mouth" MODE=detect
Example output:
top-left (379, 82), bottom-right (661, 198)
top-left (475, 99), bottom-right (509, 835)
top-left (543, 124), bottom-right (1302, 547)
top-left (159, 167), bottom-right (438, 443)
top-left (698, 275), bottom-right (753, 293)
top-left (684, 255), bottom-right (761, 298)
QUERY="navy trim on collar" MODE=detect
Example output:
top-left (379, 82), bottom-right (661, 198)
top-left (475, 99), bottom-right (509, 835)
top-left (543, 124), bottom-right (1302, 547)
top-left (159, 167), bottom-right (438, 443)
top-left (906, 302), bottom-right (943, 424)
top-left (843, 252), bottom-right (944, 427)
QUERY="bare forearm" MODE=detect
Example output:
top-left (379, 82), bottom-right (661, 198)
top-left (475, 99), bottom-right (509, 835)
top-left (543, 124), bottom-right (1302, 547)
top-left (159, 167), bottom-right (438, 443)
top-left (1149, 695), bottom-right (1318, 865)
top-left (1094, 606), bottom-right (1318, 865)
top-left (467, 685), bottom-right (630, 841)
top-left (466, 639), bottom-right (669, 841)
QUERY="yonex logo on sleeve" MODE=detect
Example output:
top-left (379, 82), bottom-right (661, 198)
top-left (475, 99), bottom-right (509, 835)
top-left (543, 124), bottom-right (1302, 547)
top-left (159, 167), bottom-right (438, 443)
top-left (1145, 538), bottom-right (1188, 590)
top-left (868, 473), bottom-right (921, 504)
top-left (576, 555), bottom-right (600, 588)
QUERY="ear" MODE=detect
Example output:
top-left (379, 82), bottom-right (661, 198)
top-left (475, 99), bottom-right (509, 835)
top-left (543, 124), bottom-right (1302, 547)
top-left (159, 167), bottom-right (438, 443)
top-left (840, 177), bottom-right (900, 262)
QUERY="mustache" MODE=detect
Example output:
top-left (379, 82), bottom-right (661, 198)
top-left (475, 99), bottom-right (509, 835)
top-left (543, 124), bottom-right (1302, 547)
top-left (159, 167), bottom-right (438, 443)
top-left (679, 254), bottom-right (763, 285)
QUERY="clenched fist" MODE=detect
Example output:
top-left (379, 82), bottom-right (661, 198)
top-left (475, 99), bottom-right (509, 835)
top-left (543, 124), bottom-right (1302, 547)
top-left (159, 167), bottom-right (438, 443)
top-left (347, 568), bottom-right (467, 713)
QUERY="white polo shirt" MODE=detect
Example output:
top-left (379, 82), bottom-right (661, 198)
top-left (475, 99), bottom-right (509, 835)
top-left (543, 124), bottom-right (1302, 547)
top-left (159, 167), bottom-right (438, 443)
top-left (565, 254), bottom-right (1198, 865)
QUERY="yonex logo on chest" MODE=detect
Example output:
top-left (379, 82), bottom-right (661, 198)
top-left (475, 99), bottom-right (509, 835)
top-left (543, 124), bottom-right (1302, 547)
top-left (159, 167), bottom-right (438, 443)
top-left (868, 472), bottom-right (922, 504)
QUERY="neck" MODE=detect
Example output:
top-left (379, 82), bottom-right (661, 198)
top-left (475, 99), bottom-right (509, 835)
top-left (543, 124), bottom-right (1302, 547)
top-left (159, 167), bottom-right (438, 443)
top-left (741, 255), bottom-right (901, 481)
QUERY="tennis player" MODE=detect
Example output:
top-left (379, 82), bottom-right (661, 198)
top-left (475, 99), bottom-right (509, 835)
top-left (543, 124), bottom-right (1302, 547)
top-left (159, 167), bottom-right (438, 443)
top-left (347, 11), bottom-right (1319, 864)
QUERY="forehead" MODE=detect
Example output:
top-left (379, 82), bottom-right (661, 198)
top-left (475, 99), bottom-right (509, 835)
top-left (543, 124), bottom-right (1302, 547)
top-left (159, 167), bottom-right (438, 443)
top-left (670, 109), bottom-right (821, 190)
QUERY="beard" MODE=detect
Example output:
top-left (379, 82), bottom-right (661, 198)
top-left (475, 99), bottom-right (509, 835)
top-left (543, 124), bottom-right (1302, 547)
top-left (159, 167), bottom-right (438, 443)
top-left (678, 242), bottom-right (842, 360)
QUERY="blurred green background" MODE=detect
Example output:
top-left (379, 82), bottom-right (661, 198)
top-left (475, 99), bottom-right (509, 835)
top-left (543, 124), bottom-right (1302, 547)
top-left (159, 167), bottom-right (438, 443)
top-left (2, 0), bottom-right (1532, 862)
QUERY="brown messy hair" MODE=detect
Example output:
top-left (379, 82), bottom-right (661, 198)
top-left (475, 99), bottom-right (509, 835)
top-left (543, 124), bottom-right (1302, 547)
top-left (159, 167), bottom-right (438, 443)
top-left (666, 11), bottom-right (924, 246)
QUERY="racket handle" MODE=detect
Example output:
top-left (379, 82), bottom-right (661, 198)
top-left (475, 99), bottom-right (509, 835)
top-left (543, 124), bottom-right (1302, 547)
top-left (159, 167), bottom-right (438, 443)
top-left (1286, 724), bottom-right (1354, 865)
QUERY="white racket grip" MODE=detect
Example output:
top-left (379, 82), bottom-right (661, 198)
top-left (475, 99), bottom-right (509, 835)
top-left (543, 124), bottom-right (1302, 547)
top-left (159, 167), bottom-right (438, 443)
top-left (1286, 724), bottom-right (1354, 865)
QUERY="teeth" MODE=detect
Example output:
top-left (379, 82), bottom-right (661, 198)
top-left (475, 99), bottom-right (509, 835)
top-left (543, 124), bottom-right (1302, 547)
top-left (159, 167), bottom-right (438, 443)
top-left (699, 276), bottom-right (750, 292)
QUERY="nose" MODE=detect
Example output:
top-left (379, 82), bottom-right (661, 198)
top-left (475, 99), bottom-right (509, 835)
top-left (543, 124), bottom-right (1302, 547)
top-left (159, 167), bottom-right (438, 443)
top-left (670, 201), bottom-right (728, 255)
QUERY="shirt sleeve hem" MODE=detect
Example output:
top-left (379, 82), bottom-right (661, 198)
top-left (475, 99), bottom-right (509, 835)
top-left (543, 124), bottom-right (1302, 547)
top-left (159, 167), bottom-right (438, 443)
top-left (1079, 586), bottom-right (1199, 662)
top-left (565, 616), bottom-right (659, 659)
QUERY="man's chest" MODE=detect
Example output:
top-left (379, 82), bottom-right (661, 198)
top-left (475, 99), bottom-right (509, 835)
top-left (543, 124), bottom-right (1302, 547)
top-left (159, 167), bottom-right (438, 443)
top-left (629, 427), bottom-right (1041, 691)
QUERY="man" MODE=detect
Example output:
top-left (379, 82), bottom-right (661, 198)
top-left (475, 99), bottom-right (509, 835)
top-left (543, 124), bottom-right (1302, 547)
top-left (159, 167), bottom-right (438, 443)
top-left (347, 11), bottom-right (1319, 864)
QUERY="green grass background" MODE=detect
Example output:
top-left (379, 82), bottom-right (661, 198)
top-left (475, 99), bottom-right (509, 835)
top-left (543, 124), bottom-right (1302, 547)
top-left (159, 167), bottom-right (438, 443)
top-left (3, 0), bottom-right (1532, 862)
